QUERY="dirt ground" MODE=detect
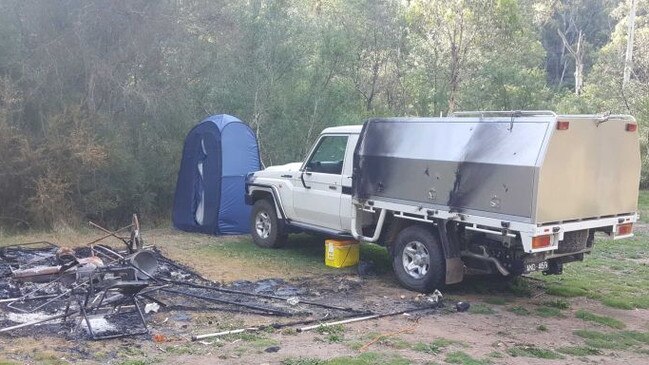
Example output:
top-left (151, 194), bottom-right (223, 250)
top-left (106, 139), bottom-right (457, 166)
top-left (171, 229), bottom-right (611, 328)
top-left (1, 228), bottom-right (648, 365)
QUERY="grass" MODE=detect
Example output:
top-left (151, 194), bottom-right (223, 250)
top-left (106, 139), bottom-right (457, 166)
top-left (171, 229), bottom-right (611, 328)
top-left (348, 332), bottom-right (411, 350)
top-left (486, 351), bottom-right (504, 358)
top-left (575, 310), bottom-right (626, 329)
top-left (638, 190), bottom-right (649, 223)
top-left (573, 329), bottom-right (649, 350)
top-left (542, 299), bottom-right (570, 309)
top-left (507, 305), bottom-right (530, 315)
top-left (468, 303), bottom-right (495, 315)
top-left (507, 277), bottom-right (533, 297)
top-left (555, 346), bottom-right (601, 356)
top-left (281, 352), bottom-right (410, 365)
top-left (506, 345), bottom-right (563, 359)
top-left (412, 338), bottom-right (461, 354)
top-left (535, 306), bottom-right (564, 318)
top-left (444, 351), bottom-right (492, 365)
top-left (314, 324), bottom-right (346, 343)
top-left (534, 231), bottom-right (649, 310)
top-left (118, 361), bottom-right (149, 365)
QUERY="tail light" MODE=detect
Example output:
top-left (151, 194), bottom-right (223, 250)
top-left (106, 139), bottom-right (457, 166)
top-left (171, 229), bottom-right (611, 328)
top-left (532, 235), bottom-right (551, 249)
top-left (556, 121), bottom-right (570, 130)
top-left (617, 223), bottom-right (633, 236)
top-left (626, 123), bottom-right (637, 132)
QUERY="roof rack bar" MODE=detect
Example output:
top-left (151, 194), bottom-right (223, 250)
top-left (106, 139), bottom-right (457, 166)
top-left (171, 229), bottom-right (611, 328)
top-left (451, 110), bottom-right (557, 118)
top-left (559, 114), bottom-right (636, 122)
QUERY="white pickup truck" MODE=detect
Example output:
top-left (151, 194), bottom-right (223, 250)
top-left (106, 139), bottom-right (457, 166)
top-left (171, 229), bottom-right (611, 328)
top-left (245, 111), bottom-right (640, 292)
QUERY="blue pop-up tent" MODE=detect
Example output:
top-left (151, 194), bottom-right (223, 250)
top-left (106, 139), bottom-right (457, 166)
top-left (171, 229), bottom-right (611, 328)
top-left (172, 114), bottom-right (261, 235)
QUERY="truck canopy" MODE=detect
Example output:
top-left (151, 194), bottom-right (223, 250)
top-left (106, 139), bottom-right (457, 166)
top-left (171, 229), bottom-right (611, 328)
top-left (353, 112), bottom-right (640, 224)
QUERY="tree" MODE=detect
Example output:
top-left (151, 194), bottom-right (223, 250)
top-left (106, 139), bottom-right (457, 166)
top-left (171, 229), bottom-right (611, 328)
top-left (624, 0), bottom-right (637, 87)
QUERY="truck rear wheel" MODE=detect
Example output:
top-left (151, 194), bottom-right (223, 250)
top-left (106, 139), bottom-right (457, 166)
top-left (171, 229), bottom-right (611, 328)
top-left (251, 199), bottom-right (287, 248)
top-left (392, 225), bottom-right (445, 293)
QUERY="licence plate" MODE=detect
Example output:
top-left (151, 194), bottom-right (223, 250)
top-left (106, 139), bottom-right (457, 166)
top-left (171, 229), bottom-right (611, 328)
top-left (525, 260), bottom-right (549, 273)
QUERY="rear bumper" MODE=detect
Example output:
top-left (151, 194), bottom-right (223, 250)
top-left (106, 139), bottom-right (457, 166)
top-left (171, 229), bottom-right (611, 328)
top-left (521, 213), bottom-right (638, 253)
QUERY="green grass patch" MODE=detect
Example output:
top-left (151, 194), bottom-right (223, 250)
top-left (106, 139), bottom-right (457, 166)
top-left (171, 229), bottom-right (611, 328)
top-left (545, 285), bottom-right (588, 297)
top-left (534, 232), bottom-right (649, 310)
top-left (469, 303), bottom-right (495, 315)
top-left (486, 351), bottom-right (504, 358)
top-left (281, 352), bottom-right (410, 365)
top-left (507, 277), bottom-right (533, 297)
top-left (506, 345), bottom-right (563, 359)
top-left (201, 234), bottom-right (335, 274)
top-left (575, 310), bottom-right (626, 329)
top-left (117, 361), bottom-right (149, 365)
top-left (507, 305), bottom-right (530, 315)
top-left (535, 306), bottom-right (564, 318)
top-left (201, 235), bottom-right (393, 276)
top-left (314, 324), bottom-right (346, 343)
top-left (348, 332), bottom-right (411, 350)
top-left (314, 324), bottom-right (345, 335)
top-left (162, 345), bottom-right (195, 355)
top-left (359, 243), bottom-right (391, 274)
top-left (444, 351), bottom-right (492, 365)
top-left (542, 299), bottom-right (570, 309)
top-left (555, 346), bottom-right (601, 356)
top-left (412, 338), bottom-right (460, 354)
top-left (573, 329), bottom-right (649, 350)
top-left (637, 190), bottom-right (649, 223)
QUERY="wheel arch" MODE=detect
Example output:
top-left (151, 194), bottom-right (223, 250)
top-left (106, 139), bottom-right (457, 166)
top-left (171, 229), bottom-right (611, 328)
top-left (247, 184), bottom-right (287, 220)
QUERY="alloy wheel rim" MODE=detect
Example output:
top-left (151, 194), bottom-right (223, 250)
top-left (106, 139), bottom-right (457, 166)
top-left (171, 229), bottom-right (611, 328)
top-left (255, 211), bottom-right (271, 239)
top-left (402, 240), bottom-right (430, 279)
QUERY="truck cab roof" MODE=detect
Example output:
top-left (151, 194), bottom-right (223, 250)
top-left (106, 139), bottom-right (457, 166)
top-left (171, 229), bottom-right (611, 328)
top-left (321, 125), bottom-right (363, 134)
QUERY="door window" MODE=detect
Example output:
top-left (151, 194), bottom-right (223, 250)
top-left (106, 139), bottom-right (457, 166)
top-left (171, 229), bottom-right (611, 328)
top-left (305, 135), bottom-right (348, 175)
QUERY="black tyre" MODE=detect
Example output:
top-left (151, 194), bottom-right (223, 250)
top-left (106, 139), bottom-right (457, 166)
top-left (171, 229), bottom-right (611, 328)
top-left (250, 199), bottom-right (287, 248)
top-left (392, 225), bottom-right (445, 293)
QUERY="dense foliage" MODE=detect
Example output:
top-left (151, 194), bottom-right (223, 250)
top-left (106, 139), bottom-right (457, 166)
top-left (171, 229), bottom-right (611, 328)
top-left (0, 0), bottom-right (647, 229)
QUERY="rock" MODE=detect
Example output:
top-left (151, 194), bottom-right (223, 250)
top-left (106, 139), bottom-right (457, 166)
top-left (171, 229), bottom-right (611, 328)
top-left (456, 301), bottom-right (470, 312)
top-left (264, 346), bottom-right (280, 353)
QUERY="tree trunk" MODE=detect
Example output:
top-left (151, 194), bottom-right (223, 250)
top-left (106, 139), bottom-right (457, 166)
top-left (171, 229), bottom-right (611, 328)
top-left (623, 0), bottom-right (637, 88)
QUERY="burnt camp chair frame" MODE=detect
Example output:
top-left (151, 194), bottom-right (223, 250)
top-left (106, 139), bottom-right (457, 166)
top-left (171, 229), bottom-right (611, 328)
top-left (75, 267), bottom-right (150, 340)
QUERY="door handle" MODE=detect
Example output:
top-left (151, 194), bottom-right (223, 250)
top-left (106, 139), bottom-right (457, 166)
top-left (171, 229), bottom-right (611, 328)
top-left (329, 185), bottom-right (337, 190)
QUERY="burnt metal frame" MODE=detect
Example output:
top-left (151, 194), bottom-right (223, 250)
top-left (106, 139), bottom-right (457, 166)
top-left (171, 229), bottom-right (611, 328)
top-left (78, 267), bottom-right (150, 340)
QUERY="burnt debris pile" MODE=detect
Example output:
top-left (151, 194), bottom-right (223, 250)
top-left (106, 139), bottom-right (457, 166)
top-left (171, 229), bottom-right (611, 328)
top-left (0, 216), bottom-right (385, 341)
top-left (1, 215), bottom-right (445, 342)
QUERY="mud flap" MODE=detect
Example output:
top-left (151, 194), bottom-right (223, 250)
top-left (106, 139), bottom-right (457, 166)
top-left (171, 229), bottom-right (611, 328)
top-left (445, 257), bottom-right (464, 284)
top-left (435, 219), bottom-right (464, 285)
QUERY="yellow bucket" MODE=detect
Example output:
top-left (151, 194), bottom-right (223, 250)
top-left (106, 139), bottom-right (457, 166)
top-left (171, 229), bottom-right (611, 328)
top-left (324, 239), bottom-right (359, 268)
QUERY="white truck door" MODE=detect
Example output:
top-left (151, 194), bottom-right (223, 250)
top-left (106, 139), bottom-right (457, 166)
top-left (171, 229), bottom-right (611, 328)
top-left (292, 134), bottom-right (348, 230)
top-left (339, 134), bottom-right (358, 231)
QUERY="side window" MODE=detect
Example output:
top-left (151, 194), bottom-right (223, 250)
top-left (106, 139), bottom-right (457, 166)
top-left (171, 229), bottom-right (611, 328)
top-left (305, 135), bottom-right (348, 175)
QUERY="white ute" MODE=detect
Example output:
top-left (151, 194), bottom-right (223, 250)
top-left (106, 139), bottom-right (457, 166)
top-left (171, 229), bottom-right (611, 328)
top-left (245, 111), bottom-right (640, 292)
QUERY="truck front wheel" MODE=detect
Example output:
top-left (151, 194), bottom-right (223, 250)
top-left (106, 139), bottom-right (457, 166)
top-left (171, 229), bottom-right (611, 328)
top-left (392, 225), bottom-right (445, 293)
top-left (251, 199), bottom-right (287, 248)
